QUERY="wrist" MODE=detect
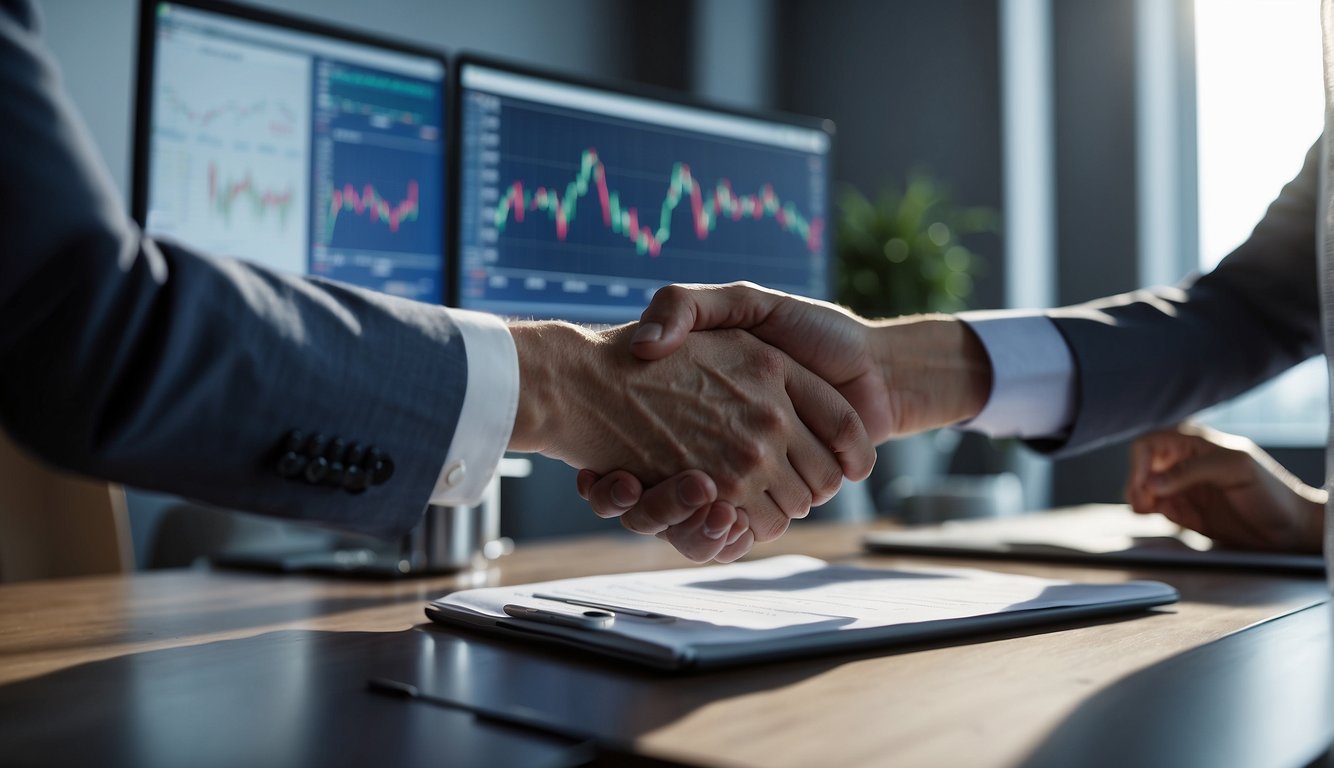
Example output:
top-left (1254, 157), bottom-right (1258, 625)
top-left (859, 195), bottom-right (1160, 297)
top-left (869, 315), bottom-right (992, 433)
top-left (506, 321), bottom-right (595, 454)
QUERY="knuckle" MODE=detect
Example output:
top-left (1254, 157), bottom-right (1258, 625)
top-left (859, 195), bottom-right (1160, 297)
top-left (733, 440), bottom-right (767, 474)
top-left (644, 491), bottom-right (687, 525)
top-left (749, 512), bottom-right (789, 542)
top-left (675, 541), bottom-right (713, 564)
top-left (752, 345), bottom-right (786, 379)
top-left (591, 500), bottom-right (623, 519)
top-left (653, 283), bottom-right (686, 307)
top-left (789, 490), bottom-right (814, 519)
top-left (832, 407), bottom-right (865, 452)
top-left (716, 536), bottom-right (754, 563)
top-left (620, 513), bottom-right (660, 536)
top-left (813, 463), bottom-right (844, 503)
top-left (751, 401), bottom-right (786, 434)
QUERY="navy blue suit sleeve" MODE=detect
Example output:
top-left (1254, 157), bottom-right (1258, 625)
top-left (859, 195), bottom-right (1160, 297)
top-left (1029, 140), bottom-right (1324, 457)
top-left (0, 1), bottom-right (470, 537)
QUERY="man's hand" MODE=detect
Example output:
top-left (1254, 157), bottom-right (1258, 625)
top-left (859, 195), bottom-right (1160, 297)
top-left (628, 282), bottom-right (991, 442)
top-left (580, 282), bottom-right (993, 531)
top-left (1125, 423), bottom-right (1326, 553)
top-left (508, 321), bottom-right (875, 559)
top-left (575, 468), bottom-right (755, 562)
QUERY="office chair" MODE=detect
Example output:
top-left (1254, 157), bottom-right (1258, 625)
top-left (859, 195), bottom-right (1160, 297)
top-left (0, 429), bottom-right (133, 581)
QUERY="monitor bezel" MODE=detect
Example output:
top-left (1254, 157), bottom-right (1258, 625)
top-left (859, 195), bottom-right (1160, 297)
top-left (131, 0), bottom-right (452, 303)
top-left (448, 52), bottom-right (838, 314)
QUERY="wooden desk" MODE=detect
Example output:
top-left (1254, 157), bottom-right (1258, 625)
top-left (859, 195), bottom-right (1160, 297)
top-left (1, 514), bottom-right (1330, 767)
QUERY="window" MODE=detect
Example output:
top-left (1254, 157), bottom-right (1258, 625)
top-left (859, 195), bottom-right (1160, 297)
top-left (1193, 0), bottom-right (1328, 446)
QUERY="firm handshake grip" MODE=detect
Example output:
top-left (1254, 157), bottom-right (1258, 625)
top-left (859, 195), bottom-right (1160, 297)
top-left (504, 281), bottom-right (995, 563)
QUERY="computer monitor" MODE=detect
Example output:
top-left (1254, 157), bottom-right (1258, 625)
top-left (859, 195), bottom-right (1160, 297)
top-left (132, 0), bottom-right (448, 303)
top-left (453, 57), bottom-right (834, 323)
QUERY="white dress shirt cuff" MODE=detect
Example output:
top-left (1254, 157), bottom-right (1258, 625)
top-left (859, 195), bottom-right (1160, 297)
top-left (428, 309), bottom-right (518, 507)
top-left (956, 310), bottom-right (1076, 440)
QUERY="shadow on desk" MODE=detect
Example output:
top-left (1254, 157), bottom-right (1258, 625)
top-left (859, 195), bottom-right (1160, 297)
top-left (1020, 603), bottom-right (1334, 768)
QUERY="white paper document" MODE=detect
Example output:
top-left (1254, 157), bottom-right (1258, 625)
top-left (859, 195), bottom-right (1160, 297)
top-left (427, 555), bottom-right (1177, 670)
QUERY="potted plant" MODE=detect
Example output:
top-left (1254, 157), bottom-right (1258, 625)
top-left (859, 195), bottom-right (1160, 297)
top-left (835, 173), bottom-right (998, 514)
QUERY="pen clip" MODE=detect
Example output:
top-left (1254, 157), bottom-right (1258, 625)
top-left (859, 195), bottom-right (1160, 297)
top-left (503, 603), bottom-right (615, 630)
top-left (531, 593), bottom-right (675, 622)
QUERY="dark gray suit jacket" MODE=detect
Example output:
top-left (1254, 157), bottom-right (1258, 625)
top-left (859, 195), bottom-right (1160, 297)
top-left (0, 1), bottom-right (469, 537)
top-left (1034, 141), bottom-right (1324, 457)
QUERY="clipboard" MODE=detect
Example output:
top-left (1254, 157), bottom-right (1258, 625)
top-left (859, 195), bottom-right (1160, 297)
top-left (425, 555), bottom-right (1178, 671)
top-left (863, 505), bottom-right (1326, 575)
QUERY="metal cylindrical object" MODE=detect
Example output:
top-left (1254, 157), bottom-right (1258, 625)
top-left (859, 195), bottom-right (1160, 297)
top-left (397, 459), bottom-right (527, 573)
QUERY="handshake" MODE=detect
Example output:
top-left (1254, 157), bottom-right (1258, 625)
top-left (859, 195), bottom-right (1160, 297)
top-left (505, 281), bottom-right (994, 563)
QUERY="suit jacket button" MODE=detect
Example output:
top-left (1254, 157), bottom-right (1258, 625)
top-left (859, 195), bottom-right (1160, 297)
top-left (304, 456), bottom-right (329, 484)
top-left (343, 465), bottom-right (369, 494)
top-left (277, 451), bottom-right (305, 479)
top-left (283, 430), bottom-right (306, 453)
top-left (344, 442), bottom-right (367, 467)
top-left (305, 433), bottom-right (328, 458)
top-left (326, 461), bottom-right (345, 485)
top-left (371, 456), bottom-right (395, 485)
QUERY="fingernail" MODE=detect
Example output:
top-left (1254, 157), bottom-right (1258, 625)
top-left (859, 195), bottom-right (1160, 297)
top-left (631, 322), bottom-right (663, 345)
top-left (725, 521), bottom-right (748, 546)
top-left (703, 506), bottom-right (732, 539)
top-left (677, 475), bottom-right (709, 508)
top-left (610, 480), bottom-right (635, 508)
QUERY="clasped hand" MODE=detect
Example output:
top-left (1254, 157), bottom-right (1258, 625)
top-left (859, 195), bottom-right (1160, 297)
top-left (508, 319), bottom-right (875, 563)
top-left (571, 281), bottom-right (991, 562)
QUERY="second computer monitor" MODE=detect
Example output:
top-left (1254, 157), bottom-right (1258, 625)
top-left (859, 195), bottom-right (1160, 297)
top-left (454, 58), bottom-right (834, 323)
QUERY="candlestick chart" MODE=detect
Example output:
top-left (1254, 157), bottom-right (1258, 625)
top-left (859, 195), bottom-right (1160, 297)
top-left (317, 141), bottom-right (440, 256)
top-left (457, 84), bottom-right (830, 323)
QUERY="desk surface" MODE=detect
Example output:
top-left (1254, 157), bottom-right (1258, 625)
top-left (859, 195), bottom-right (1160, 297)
top-left (1, 507), bottom-right (1331, 768)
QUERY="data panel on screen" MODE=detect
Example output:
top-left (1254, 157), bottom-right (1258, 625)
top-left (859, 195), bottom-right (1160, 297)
top-left (456, 62), bottom-right (832, 323)
top-left (140, 2), bottom-right (446, 302)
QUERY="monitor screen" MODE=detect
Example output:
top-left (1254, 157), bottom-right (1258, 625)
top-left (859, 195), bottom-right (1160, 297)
top-left (455, 60), bottom-right (833, 323)
top-left (134, 1), bottom-right (447, 303)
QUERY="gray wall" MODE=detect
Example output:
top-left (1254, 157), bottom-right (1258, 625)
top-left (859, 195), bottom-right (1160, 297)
top-left (772, 0), bottom-right (1006, 311)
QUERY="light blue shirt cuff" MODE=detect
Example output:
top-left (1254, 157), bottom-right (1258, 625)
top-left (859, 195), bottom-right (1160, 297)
top-left (956, 310), bottom-right (1076, 440)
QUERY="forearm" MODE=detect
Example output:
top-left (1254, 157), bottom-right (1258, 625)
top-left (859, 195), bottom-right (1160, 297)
top-left (867, 315), bottom-right (992, 435)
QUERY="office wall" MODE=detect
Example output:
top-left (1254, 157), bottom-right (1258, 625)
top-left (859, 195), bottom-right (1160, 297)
top-left (770, 0), bottom-right (1006, 312)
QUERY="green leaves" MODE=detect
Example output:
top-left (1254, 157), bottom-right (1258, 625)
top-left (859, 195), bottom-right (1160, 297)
top-left (836, 173), bottom-right (997, 318)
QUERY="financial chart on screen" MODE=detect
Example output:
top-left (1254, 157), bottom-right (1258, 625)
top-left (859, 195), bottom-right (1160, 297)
top-left (139, 2), bottom-right (446, 302)
top-left (456, 62), bottom-right (833, 323)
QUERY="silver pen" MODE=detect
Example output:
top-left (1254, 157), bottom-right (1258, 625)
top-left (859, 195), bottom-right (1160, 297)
top-left (532, 593), bottom-right (676, 622)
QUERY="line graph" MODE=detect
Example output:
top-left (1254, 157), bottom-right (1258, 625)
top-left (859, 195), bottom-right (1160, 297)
top-left (160, 85), bottom-right (298, 137)
top-left (322, 180), bottom-right (420, 243)
top-left (492, 148), bottom-right (824, 257)
top-left (207, 162), bottom-right (295, 227)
